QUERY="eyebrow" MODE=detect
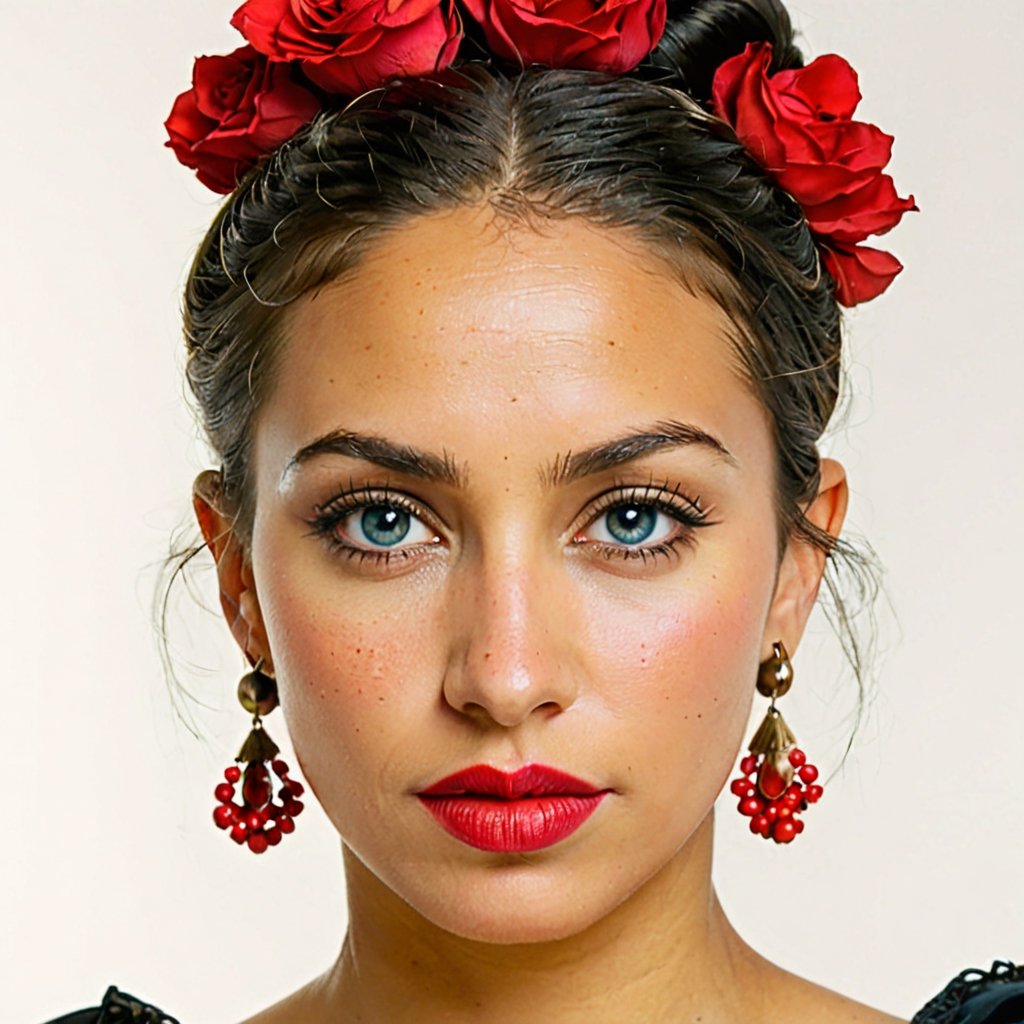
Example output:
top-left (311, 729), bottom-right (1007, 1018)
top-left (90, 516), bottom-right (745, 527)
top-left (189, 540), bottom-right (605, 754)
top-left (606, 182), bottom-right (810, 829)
top-left (544, 420), bottom-right (737, 486)
top-left (283, 419), bottom-right (735, 489)
top-left (283, 429), bottom-right (465, 487)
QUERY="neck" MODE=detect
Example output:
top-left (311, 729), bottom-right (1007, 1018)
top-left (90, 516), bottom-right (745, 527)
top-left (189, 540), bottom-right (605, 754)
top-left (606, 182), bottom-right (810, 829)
top-left (316, 815), bottom-right (769, 1023)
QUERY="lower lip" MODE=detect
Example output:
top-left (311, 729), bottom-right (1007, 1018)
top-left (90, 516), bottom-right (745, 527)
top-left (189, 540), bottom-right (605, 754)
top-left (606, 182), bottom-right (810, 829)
top-left (417, 793), bottom-right (609, 853)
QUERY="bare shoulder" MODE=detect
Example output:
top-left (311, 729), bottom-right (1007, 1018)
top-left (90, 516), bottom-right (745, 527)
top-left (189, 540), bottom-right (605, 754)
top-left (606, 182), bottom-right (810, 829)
top-left (237, 976), bottom-right (334, 1024)
top-left (756, 960), bottom-right (906, 1024)
top-left (783, 980), bottom-right (906, 1024)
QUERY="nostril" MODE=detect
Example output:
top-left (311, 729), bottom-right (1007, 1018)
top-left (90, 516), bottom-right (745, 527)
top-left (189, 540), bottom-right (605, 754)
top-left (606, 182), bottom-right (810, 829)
top-left (443, 635), bottom-right (580, 726)
top-left (453, 700), bottom-right (499, 723)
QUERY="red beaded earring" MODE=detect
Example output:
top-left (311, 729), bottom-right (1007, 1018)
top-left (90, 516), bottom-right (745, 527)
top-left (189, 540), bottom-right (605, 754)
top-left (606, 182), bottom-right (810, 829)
top-left (212, 658), bottom-right (305, 854)
top-left (729, 641), bottom-right (823, 844)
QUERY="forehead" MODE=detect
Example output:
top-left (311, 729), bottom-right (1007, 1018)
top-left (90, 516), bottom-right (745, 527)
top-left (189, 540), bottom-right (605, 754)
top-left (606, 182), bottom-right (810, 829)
top-left (256, 205), bottom-right (770, 477)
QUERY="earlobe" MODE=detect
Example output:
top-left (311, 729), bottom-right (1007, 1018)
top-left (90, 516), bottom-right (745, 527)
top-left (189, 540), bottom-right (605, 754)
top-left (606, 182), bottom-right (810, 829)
top-left (192, 470), bottom-right (270, 666)
top-left (761, 458), bottom-right (849, 658)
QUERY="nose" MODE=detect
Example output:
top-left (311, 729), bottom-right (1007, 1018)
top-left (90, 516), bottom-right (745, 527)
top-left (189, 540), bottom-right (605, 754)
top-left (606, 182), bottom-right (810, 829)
top-left (442, 555), bottom-right (581, 729)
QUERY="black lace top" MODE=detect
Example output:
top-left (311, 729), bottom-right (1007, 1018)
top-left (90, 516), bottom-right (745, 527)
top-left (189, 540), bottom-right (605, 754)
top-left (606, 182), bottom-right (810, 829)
top-left (910, 963), bottom-right (1024, 1024)
top-left (42, 987), bottom-right (178, 1024)
top-left (41, 961), bottom-right (1024, 1024)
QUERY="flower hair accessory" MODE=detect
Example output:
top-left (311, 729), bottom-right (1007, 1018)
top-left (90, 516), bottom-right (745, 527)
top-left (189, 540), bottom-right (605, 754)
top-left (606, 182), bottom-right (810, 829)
top-left (165, 44), bottom-right (321, 193)
top-left (711, 42), bottom-right (917, 305)
top-left (165, 0), bottom-right (668, 193)
top-left (165, 3), bottom-right (914, 306)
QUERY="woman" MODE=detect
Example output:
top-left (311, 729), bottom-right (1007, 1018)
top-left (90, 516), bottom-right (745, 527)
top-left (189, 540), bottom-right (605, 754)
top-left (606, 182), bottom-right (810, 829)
top-left (42, 0), bottom-right (1022, 1021)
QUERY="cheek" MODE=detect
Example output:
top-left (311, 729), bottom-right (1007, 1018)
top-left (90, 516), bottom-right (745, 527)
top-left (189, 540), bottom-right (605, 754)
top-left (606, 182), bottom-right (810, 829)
top-left (579, 563), bottom-right (771, 797)
top-left (249, 539), bottom-right (444, 810)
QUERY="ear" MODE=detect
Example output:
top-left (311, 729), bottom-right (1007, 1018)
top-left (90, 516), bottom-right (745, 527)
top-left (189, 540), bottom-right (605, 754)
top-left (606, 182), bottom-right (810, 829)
top-left (192, 470), bottom-right (272, 670)
top-left (761, 458), bottom-right (849, 659)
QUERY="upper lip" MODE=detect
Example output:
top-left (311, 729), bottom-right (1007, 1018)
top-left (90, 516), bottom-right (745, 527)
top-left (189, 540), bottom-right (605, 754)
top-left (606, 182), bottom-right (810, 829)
top-left (418, 763), bottom-right (606, 799)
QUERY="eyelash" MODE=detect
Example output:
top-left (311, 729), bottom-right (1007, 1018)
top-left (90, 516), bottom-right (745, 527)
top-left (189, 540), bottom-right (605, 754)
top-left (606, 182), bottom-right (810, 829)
top-left (307, 485), bottom-right (439, 566)
top-left (574, 483), bottom-right (714, 563)
top-left (306, 481), bottom-right (715, 567)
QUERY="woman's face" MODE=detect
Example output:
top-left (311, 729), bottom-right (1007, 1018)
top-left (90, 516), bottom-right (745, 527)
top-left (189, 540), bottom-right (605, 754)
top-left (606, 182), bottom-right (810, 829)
top-left (231, 205), bottom-right (828, 943)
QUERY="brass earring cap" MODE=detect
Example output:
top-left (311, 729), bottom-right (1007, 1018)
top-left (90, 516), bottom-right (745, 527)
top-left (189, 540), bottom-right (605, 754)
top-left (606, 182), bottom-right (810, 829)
top-left (755, 641), bottom-right (793, 699)
top-left (238, 658), bottom-right (279, 717)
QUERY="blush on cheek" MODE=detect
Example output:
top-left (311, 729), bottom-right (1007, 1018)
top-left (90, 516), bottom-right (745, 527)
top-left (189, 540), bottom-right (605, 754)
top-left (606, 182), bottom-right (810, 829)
top-left (595, 590), bottom-right (759, 688)
top-left (260, 604), bottom-right (431, 830)
top-left (586, 590), bottom-right (761, 759)
top-left (272, 613), bottom-right (410, 713)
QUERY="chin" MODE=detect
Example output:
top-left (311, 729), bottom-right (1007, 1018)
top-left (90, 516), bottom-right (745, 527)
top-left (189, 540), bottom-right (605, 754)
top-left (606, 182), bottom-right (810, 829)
top-left (411, 876), bottom-right (629, 946)
top-left (377, 843), bottom-right (668, 946)
top-left (341, 803), bottom-right (711, 947)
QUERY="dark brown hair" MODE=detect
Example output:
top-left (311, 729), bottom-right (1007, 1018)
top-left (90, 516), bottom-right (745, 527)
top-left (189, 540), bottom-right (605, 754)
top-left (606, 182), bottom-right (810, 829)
top-left (173, 0), bottom-right (877, 692)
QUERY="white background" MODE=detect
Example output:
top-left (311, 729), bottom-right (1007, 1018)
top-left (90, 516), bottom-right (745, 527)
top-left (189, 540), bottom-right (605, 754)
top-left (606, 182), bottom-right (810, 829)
top-left (3, 1), bottom-right (1021, 1021)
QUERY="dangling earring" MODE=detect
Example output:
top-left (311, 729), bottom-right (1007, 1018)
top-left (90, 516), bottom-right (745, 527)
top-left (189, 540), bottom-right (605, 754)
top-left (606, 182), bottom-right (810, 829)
top-left (212, 658), bottom-right (305, 854)
top-left (730, 641), bottom-right (823, 844)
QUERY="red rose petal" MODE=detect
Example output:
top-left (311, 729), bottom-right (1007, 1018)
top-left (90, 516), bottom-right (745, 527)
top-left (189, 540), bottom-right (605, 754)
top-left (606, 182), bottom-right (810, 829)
top-left (803, 119), bottom-right (893, 172)
top-left (823, 244), bottom-right (904, 306)
top-left (805, 175), bottom-right (918, 243)
top-left (164, 90), bottom-right (214, 148)
top-left (192, 53), bottom-right (252, 119)
top-left (774, 53), bottom-right (861, 121)
top-left (709, 41), bottom-right (748, 125)
top-left (778, 160), bottom-right (878, 207)
top-left (713, 43), bottom-right (786, 168)
top-left (231, 0), bottom-right (293, 57)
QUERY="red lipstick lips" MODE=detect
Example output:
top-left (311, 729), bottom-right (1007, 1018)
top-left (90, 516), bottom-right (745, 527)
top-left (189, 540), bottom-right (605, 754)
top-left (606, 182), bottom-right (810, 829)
top-left (417, 764), bottom-right (609, 853)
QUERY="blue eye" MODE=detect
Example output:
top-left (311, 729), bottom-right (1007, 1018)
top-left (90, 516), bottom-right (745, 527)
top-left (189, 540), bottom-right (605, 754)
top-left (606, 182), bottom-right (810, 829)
top-left (586, 503), bottom-right (675, 548)
top-left (358, 505), bottom-right (411, 546)
top-left (332, 502), bottom-right (436, 551)
top-left (606, 505), bottom-right (657, 544)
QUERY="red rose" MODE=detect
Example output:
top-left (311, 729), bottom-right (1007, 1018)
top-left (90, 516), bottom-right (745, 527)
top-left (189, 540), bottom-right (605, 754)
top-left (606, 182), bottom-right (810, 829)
top-left (231, 0), bottom-right (462, 95)
top-left (462, 0), bottom-right (667, 74)
top-left (165, 45), bottom-right (320, 193)
top-left (712, 42), bottom-right (916, 305)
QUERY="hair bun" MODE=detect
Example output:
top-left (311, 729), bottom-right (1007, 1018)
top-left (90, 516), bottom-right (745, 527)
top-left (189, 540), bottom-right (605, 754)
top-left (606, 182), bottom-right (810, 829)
top-left (645, 0), bottom-right (803, 102)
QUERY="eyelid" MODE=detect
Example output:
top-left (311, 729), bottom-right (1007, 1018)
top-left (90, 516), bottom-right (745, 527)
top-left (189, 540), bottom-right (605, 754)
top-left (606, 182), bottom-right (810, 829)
top-left (314, 483), bottom-right (443, 525)
top-left (569, 481), bottom-right (712, 539)
top-left (306, 484), bottom-right (446, 551)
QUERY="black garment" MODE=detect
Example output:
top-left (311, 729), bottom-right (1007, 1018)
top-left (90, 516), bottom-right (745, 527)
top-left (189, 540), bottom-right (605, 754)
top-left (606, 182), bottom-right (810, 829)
top-left (913, 963), bottom-right (1024, 1024)
top-left (42, 962), bottom-right (1024, 1024)
top-left (42, 986), bottom-right (179, 1023)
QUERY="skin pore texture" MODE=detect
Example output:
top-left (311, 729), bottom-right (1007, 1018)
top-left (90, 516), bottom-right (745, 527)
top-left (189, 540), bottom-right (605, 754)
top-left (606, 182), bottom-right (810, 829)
top-left (195, 205), bottom-right (901, 1023)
